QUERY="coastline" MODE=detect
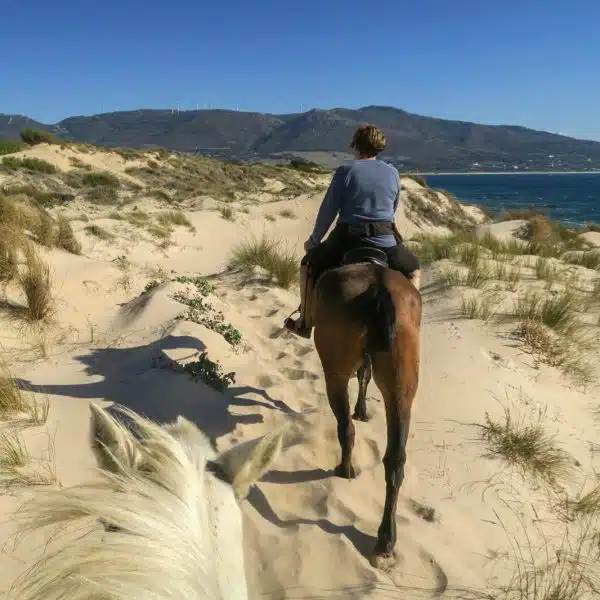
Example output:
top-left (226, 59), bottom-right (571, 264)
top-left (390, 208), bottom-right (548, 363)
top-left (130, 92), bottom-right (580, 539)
top-left (415, 170), bottom-right (600, 176)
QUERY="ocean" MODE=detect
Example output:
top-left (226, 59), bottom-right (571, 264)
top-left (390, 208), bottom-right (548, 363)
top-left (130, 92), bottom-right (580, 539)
top-left (422, 173), bottom-right (600, 227)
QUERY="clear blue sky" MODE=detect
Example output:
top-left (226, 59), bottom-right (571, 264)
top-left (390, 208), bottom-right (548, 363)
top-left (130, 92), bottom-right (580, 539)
top-left (3, 0), bottom-right (600, 140)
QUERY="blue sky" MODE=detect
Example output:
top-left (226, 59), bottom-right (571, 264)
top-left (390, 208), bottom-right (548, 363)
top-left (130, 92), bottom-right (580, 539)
top-left (3, 1), bottom-right (600, 140)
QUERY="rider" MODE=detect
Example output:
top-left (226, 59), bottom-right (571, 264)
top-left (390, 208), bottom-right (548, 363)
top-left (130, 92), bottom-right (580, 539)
top-left (284, 124), bottom-right (422, 339)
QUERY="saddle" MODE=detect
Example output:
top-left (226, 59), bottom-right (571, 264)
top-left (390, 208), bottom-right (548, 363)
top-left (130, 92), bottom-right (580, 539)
top-left (341, 246), bottom-right (389, 269)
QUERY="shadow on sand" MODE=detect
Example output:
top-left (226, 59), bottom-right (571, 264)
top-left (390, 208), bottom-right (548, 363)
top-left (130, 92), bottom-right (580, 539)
top-left (16, 333), bottom-right (296, 444)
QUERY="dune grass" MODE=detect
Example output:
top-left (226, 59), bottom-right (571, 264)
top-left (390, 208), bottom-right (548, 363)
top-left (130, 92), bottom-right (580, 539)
top-left (230, 233), bottom-right (299, 289)
top-left (461, 292), bottom-right (501, 321)
top-left (476, 406), bottom-right (573, 488)
top-left (156, 210), bottom-right (194, 230)
top-left (0, 359), bottom-right (49, 424)
top-left (56, 216), bottom-right (81, 255)
top-left (512, 291), bottom-right (579, 334)
top-left (84, 224), bottom-right (114, 241)
top-left (18, 246), bottom-right (54, 322)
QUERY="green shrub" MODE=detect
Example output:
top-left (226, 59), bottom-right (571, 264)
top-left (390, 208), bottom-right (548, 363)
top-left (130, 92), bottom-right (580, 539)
top-left (1, 157), bottom-right (57, 174)
top-left (81, 171), bottom-right (121, 188)
top-left (0, 140), bottom-right (24, 156)
top-left (20, 129), bottom-right (56, 145)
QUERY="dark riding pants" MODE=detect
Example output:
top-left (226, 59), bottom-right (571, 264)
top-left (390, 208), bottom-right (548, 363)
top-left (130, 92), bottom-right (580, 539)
top-left (303, 223), bottom-right (421, 284)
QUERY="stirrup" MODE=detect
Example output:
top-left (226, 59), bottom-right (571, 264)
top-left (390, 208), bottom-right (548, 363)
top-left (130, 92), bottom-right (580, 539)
top-left (283, 313), bottom-right (312, 339)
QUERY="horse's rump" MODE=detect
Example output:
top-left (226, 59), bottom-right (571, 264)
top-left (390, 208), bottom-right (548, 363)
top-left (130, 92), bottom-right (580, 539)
top-left (314, 262), bottom-right (407, 355)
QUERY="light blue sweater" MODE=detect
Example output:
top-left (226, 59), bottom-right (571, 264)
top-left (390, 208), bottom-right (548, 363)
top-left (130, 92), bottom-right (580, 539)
top-left (308, 159), bottom-right (401, 249)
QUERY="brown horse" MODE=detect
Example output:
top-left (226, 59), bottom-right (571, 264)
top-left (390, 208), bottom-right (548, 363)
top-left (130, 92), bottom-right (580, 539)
top-left (311, 247), bottom-right (422, 570)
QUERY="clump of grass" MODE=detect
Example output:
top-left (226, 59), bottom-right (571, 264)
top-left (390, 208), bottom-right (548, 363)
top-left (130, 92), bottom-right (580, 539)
top-left (126, 210), bottom-right (150, 227)
top-left (156, 210), bottom-right (193, 229)
top-left (465, 260), bottom-right (493, 288)
top-left (1, 157), bottom-right (57, 174)
top-left (20, 128), bottom-right (56, 145)
top-left (19, 246), bottom-right (54, 322)
top-left (278, 208), bottom-right (296, 219)
top-left (33, 211), bottom-right (56, 248)
top-left (0, 140), bottom-right (24, 155)
top-left (456, 243), bottom-right (481, 268)
top-left (86, 186), bottom-right (119, 205)
top-left (146, 223), bottom-right (172, 241)
top-left (535, 257), bottom-right (562, 289)
top-left (0, 226), bottom-right (20, 286)
top-left (84, 224), bottom-right (113, 240)
top-left (220, 206), bottom-right (235, 221)
top-left (55, 216), bottom-right (81, 255)
top-left (183, 352), bottom-right (236, 392)
top-left (229, 234), bottom-right (299, 289)
top-left (493, 261), bottom-right (521, 290)
top-left (561, 484), bottom-right (600, 522)
top-left (563, 250), bottom-right (600, 271)
top-left (0, 359), bottom-right (49, 424)
top-left (512, 291), bottom-right (579, 333)
top-left (0, 375), bottom-right (28, 418)
top-left (476, 407), bottom-right (573, 488)
top-left (461, 293), bottom-right (499, 321)
top-left (410, 233), bottom-right (455, 264)
top-left (0, 429), bottom-right (29, 471)
top-left (438, 261), bottom-right (492, 289)
top-left (82, 171), bottom-right (121, 188)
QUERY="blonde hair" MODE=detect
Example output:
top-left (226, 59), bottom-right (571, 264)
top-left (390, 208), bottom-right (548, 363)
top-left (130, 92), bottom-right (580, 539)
top-left (350, 124), bottom-right (387, 157)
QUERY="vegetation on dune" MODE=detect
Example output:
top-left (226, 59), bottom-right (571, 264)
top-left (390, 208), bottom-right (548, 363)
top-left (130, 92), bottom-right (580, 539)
top-left (411, 210), bottom-right (599, 388)
top-left (229, 233), bottom-right (299, 289)
top-left (19, 128), bottom-right (57, 146)
top-left (476, 405), bottom-right (573, 488)
top-left (18, 245), bottom-right (54, 322)
top-left (1, 156), bottom-right (57, 174)
top-left (0, 140), bottom-right (25, 156)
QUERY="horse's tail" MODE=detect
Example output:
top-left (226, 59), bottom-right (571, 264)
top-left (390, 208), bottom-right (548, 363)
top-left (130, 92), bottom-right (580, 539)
top-left (361, 267), bottom-right (397, 354)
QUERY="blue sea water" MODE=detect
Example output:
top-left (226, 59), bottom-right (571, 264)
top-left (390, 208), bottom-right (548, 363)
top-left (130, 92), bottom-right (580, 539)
top-left (422, 173), bottom-right (600, 227)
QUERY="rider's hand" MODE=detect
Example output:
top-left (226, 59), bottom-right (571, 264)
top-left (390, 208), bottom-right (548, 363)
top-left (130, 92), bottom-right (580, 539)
top-left (304, 237), bottom-right (315, 252)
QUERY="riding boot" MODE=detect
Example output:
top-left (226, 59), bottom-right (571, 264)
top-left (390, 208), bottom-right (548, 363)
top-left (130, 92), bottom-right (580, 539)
top-left (284, 264), bottom-right (313, 339)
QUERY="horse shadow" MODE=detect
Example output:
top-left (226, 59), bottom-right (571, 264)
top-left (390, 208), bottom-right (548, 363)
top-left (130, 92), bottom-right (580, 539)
top-left (15, 334), bottom-right (297, 444)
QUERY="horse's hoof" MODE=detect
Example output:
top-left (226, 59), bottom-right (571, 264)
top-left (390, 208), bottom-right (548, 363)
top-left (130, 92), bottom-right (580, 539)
top-left (369, 550), bottom-right (397, 571)
top-left (334, 463), bottom-right (356, 479)
top-left (352, 411), bottom-right (369, 422)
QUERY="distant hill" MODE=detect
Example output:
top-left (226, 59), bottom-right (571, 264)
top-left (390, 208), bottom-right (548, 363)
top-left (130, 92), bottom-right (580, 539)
top-left (2, 106), bottom-right (600, 172)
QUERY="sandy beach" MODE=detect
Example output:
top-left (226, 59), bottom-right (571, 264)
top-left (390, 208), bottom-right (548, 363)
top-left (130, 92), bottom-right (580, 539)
top-left (1, 142), bottom-right (599, 598)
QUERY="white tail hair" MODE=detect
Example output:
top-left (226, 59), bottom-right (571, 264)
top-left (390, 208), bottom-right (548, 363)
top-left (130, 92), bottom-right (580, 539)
top-left (8, 402), bottom-right (286, 600)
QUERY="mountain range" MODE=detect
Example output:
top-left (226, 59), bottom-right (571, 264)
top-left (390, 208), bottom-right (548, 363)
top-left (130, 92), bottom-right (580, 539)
top-left (2, 105), bottom-right (600, 172)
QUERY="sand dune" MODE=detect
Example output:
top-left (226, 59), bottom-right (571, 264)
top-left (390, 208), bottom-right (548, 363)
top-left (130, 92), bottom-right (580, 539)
top-left (1, 143), bottom-right (599, 598)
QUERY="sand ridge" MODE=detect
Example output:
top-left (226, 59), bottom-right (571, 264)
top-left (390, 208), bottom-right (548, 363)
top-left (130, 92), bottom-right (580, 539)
top-left (0, 145), bottom-right (599, 598)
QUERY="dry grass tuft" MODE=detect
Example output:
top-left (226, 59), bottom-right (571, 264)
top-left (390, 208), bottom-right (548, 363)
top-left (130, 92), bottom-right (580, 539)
top-left (512, 291), bottom-right (580, 334)
top-left (56, 216), bottom-right (81, 255)
top-left (19, 245), bottom-right (54, 322)
top-left (475, 406), bottom-right (573, 488)
top-left (156, 210), bottom-right (194, 230)
top-left (34, 210), bottom-right (56, 248)
top-left (0, 358), bottom-right (49, 424)
top-left (230, 233), bottom-right (299, 289)
top-left (84, 224), bottom-right (114, 241)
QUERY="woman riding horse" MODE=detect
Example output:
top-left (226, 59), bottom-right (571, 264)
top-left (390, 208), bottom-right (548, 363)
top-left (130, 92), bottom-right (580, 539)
top-left (284, 124), bottom-right (422, 338)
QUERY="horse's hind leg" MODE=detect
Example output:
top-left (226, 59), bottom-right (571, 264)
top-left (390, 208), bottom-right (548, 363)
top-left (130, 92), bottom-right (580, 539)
top-left (353, 353), bottom-right (372, 422)
top-left (323, 369), bottom-right (356, 479)
top-left (370, 331), bottom-right (419, 569)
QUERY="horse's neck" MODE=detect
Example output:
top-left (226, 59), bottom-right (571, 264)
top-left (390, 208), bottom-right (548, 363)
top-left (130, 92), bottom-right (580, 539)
top-left (205, 475), bottom-right (249, 600)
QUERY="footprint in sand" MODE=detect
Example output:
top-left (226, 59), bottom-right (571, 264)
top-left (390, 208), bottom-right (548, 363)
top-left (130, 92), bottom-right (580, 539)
top-left (257, 374), bottom-right (279, 388)
top-left (282, 367), bottom-right (319, 382)
top-left (293, 345), bottom-right (313, 357)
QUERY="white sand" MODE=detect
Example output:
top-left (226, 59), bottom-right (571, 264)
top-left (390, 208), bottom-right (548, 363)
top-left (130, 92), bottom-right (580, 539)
top-left (0, 150), bottom-right (599, 598)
